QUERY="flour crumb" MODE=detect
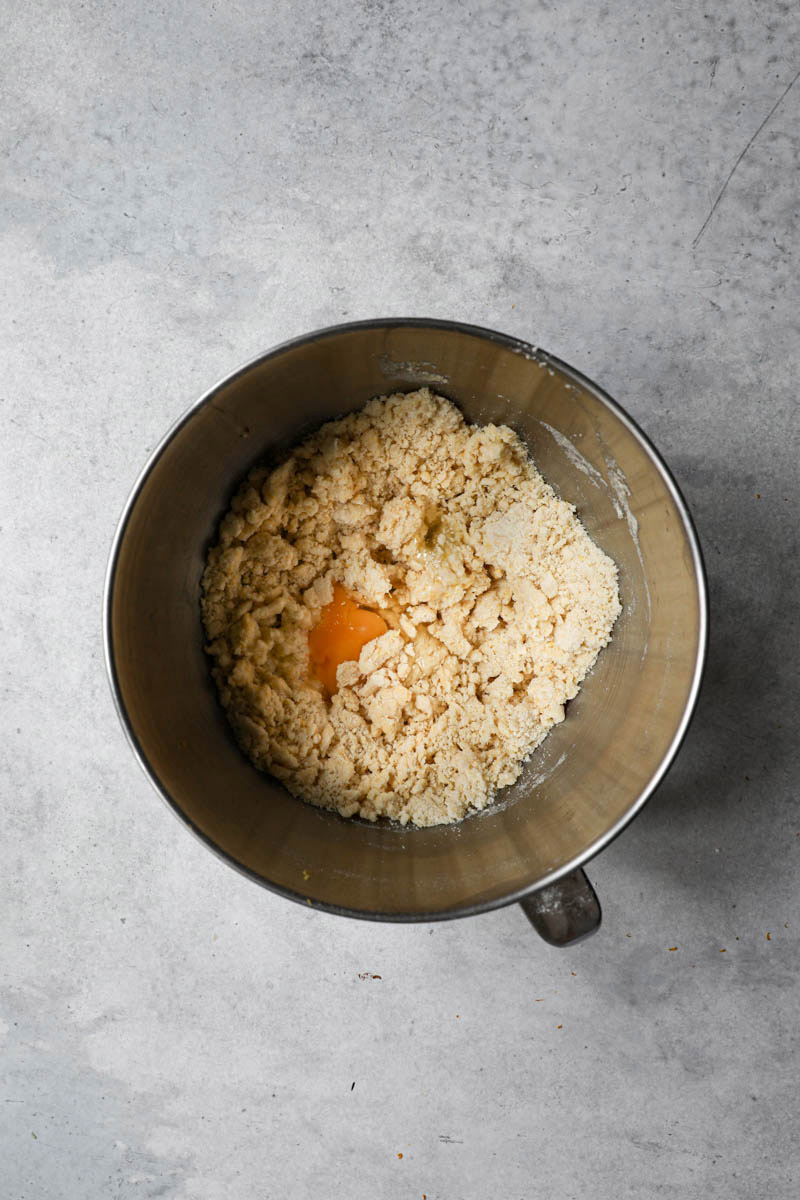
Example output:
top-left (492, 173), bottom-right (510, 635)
top-left (201, 389), bottom-right (621, 826)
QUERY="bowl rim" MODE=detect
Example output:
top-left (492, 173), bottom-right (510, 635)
top-left (103, 317), bottom-right (709, 922)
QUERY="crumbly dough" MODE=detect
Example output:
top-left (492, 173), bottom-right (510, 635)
top-left (201, 389), bottom-right (621, 826)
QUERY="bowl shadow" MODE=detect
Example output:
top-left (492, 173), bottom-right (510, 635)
top-left (615, 477), bottom-right (797, 914)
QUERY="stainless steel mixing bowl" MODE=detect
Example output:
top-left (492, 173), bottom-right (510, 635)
top-left (104, 319), bottom-right (707, 943)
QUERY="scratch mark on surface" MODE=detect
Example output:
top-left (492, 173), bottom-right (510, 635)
top-left (693, 66), bottom-right (800, 247)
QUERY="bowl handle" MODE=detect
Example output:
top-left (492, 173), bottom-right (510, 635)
top-left (519, 868), bottom-right (601, 946)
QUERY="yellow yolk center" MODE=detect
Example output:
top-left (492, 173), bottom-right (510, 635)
top-left (308, 584), bottom-right (388, 697)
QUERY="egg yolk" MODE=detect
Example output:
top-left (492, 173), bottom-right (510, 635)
top-left (308, 584), bottom-right (388, 697)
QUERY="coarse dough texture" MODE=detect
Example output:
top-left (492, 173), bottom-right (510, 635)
top-left (201, 389), bottom-right (621, 827)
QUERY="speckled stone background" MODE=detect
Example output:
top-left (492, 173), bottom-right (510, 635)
top-left (2, 1), bottom-right (799, 1197)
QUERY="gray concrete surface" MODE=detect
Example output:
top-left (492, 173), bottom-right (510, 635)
top-left (2, 1), bottom-right (799, 1197)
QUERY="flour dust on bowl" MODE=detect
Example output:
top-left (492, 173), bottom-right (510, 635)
top-left (104, 319), bottom-right (707, 942)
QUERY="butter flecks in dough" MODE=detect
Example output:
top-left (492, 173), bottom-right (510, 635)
top-left (201, 389), bottom-right (621, 827)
